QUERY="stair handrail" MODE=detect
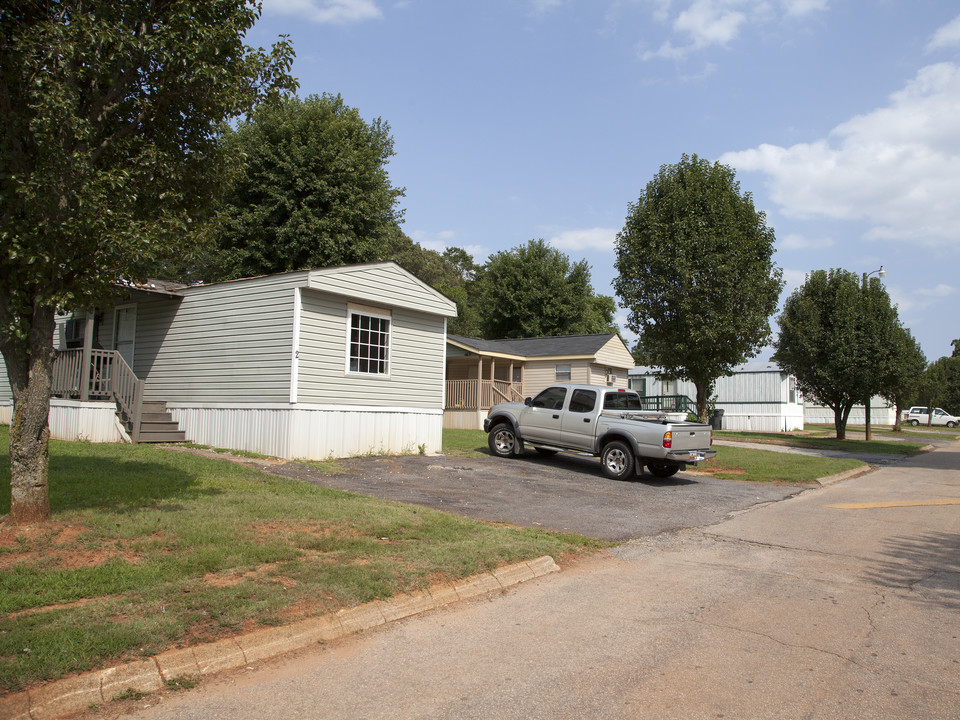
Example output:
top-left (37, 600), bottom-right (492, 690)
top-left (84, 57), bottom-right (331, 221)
top-left (108, 352), bottom-right (144, 443)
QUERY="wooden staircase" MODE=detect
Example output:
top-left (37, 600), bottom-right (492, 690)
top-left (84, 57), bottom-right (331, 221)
top-left (135, 401), bottom-right (186, 443)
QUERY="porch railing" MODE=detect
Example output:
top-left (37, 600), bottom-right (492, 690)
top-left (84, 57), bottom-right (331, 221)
top-left (52, 349), bottom-right (144, 442)
top-left (638, 394), bottom-right (696, 414)
top-left (445, 379), bottom-right (524, 410)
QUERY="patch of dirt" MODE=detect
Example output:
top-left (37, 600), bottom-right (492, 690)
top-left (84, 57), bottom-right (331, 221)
top-left (203, 563), bottom-right (298, 589)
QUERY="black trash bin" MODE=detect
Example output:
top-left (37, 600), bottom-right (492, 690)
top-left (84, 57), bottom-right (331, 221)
top-left (710, 409), bottom-right (724, 430)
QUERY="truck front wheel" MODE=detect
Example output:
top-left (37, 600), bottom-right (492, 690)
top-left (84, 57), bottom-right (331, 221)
top-left (600, 440), bottom-right (635, 481)
top-left (646, 461), bottom-right (680, 479)
top-left (488, 423), bottom-right (520, 458)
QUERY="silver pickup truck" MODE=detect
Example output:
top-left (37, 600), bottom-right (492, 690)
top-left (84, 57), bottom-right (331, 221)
top-left (483, 384), bottom-right (716, 481)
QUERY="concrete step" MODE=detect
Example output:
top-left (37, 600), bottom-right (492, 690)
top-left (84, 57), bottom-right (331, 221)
top-left (138, 430), bottom-right (187, 443)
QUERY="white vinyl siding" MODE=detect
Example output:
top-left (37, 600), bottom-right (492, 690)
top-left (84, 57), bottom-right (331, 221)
top-left (297, 290), bottom-right (446, 409)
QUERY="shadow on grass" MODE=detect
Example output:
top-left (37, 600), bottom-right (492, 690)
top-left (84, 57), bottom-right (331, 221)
top-left (1, 449), bottom-right (220, 516)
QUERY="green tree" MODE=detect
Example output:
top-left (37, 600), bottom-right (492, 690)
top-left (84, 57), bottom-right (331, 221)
top-left (773, 269), bottom-right (902, 439)
top-left (920, 355), bottom-right (960, 418)
top-left (208, 93), bottom-right (405, 279)
top-left (476, 239), bottom-right (617, 340)
top-left (614, 154), bottom-right (783, 421)
top-left (0, 0), bottom-right (296, 524)
top-left (882, 327), bottom-right (927, 432)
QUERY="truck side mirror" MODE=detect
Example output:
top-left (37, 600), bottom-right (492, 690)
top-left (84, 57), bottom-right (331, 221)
top-left (524, 397), bottom-right (532, 406)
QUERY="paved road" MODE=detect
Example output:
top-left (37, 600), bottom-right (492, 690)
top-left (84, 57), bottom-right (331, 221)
top-left (111, 442), bottom-right (960, 720)
top-left (249, 451), bottom-right (813, 542)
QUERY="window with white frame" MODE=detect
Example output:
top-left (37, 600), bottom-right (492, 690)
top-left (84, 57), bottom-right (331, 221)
top-left (555, 364), bottom-right (571, 382)
top-left (348, 311), bottom-right (391, 375)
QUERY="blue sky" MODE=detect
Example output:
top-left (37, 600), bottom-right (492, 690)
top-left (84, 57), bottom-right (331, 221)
top-left (250, 0), bottom-right (959, 361)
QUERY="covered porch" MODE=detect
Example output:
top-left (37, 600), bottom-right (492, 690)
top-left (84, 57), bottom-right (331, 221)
top-left (52, 346), bottom-right (144, 441)
top-left (444, 352), bottom-right (526, 430)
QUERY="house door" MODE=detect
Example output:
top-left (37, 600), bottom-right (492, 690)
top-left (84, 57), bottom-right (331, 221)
top-left (113, 305), bottom-right (137, 369)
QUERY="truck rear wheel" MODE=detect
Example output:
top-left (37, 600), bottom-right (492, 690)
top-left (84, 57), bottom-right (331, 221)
top-left (488, 423), bottom-right (520, 458)
top-left (600, 440), bottom-right (635, 481)
top-left (909, 419), bottom-right (919, 426)
top-left (646, 461), bottom-right (680, 479)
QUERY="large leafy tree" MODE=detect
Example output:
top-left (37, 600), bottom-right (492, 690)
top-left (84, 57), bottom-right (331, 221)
top-left (475, 239), bottom-right (617, 340)
top-left (0, 0), bottom-right (296, 524)
top-left (207, 93), bottom-right (405, 279)
top-left (614, 154), bottom-right (783, 421)
top-left (882, 327), bottom-right (927, 431)
top-left (773, 269), bottom-right (902, 439)
top-left (919, 354), bottom-right (960, 418)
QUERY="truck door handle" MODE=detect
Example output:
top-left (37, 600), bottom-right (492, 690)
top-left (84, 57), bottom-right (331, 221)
top-left (552, 414), bottom-right (560, 419)
top-left (583, 418), bottom-right (591, 423)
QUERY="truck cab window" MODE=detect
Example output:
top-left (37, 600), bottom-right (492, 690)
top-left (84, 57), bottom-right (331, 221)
top-left (532, 387), bottom-right (568, 410)
top-left (569, 389), bottom-right (597, 413)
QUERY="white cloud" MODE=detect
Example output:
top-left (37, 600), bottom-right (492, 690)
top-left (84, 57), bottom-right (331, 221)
top-left (262, 0), bottom-right (382, 24)
top-left (916, 283), bottom-right (956, 299)
top-left (888, 283), bottom-right (956, 320)
top-left (927, 13), bottom-right (960, 52)
top-left (639, 0), bottom-right (827, 61)
top-left (780, 233), bottom-right (834, 250)
top-left (547, 227), bottom-right (619, 252)
top-left (721, 62), bottom-right (960, 246)
top-left (642, 0), bottom-right (746, 60)
top-left (781, 0), bottom-right (828, 17)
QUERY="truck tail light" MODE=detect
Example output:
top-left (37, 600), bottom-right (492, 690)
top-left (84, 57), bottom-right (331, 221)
top-left (710, 430), bottom-right (713, 446)
top-left (663, 431), bottom-right (672, 449)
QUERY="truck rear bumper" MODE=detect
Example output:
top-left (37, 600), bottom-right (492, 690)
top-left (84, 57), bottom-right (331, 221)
top-left (667, 449), bottom-right (716, 463)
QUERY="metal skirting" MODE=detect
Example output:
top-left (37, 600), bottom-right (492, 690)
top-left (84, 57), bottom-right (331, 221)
top-left (168, 404), bottom-right (443, 460)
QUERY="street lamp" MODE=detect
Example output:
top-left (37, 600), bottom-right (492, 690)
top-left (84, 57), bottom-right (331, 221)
top-left (862, 266), bottom-right (886, 441)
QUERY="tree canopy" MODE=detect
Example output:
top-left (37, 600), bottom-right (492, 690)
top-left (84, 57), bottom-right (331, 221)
top-left (773, 269), bottom-right (904, 439)
top-left (0, 0), bottom-right (296, 523)
top-left (614, 154), bottom-right (783, 421)
top-left (205, 93), bottom-right (405, 280)
top-left (474, 239), bottom-right (617, 340)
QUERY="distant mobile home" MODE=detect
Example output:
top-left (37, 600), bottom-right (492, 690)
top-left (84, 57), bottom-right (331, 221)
top-left (628, 362), bottom-right (806, 432)
top-left (0, 262), bottom-right (457, 459)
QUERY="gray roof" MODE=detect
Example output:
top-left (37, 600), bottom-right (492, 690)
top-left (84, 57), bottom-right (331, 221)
top-left (630, 360), bottom-right (784, 375)
top-left (448, 333), bottom-right (620, 358)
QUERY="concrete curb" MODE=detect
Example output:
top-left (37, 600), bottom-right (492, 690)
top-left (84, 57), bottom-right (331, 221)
top-left (816, 465), bottom-right (875, 486)
top-left (1, 556), bottom-right (560, 720)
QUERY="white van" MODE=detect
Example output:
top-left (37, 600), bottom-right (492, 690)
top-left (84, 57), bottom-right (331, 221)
top-left (902, 407), bottom-right (959, 428)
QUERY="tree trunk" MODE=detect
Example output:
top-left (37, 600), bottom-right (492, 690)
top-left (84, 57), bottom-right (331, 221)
top-left (832, 403), bottom-right (852, 440)
top-left (694, 380), bottom-right (712, 424)
top-left (2, 306), bottom-right (56, 525)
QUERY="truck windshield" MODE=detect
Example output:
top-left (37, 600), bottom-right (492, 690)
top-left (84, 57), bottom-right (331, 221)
top-left (603, 392), bottom-right (643, 410)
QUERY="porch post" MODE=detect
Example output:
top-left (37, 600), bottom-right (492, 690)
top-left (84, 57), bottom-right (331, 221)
top-left (80, 312), bottom-right (94, 401)
top-left (476, 356), bottom-right (482, 409)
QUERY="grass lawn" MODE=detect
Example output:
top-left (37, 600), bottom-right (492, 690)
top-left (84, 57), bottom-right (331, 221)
top-left (693, 445), bottom-right (865, 483)
top-left (714, 430), bottom-right (928, 455)
top-left (0, 427), bottom-right (603, 693)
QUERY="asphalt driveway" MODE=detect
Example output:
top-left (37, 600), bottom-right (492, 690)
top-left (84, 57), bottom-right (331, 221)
top-left (251, 450), bottom-right (811, 541)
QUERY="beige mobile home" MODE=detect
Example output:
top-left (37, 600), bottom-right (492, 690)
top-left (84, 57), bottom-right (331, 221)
top-left (0, 263), bottom-right (457, 459)
top-left (444, 333), bottom-right (634, 429)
